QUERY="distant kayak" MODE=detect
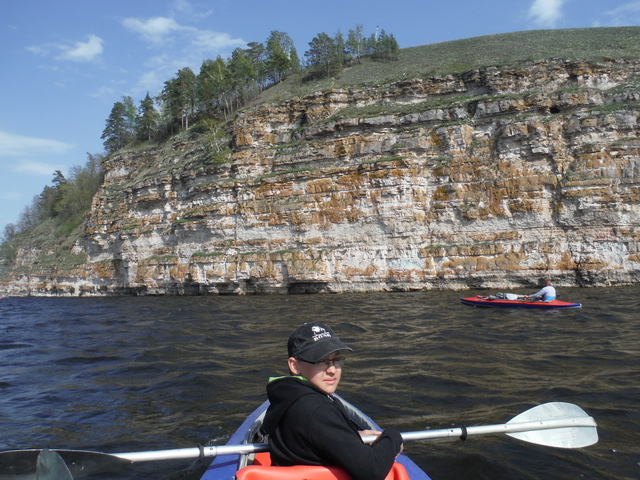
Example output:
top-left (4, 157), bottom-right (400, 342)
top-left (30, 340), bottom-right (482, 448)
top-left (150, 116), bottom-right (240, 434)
top-left (461, 295), bottom-right (582, 309)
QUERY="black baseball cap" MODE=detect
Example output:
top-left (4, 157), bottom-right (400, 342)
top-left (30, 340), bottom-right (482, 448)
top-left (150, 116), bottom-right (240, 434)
top-left (288, 322), bottom-right (352, 362)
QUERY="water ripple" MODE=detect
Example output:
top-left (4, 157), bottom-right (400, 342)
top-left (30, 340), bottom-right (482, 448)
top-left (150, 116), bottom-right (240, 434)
top-left (0, 289), bottom-right (638, 479)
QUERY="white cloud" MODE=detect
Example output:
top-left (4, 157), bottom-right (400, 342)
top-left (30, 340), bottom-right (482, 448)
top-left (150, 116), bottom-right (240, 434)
top-left (57, 34), bottom-right (104, 62)
top-left (90, 86), bottom-right (116, 98)
top-left (0, 131), bottom-right (73, 157)
top-left (528, 0), bottom-right (566, 28)
top-left (192, 30), bottom-right (243, 51)
top-left (26, 44), bottom-right (49, 56)
top-left (27, 35), bottom-right (104, 62)
top-left (171, 0), bottom-right (212, 20)
top-left (606, 2), bottom-right (640, 25)
top-left (12, 160), bottom-right (63, 176)
top-left (0, 191), bottom-right (22, 200)
top-left (123, 16), bottom-right (244, 52)
top-left (123, 16), bottom-right (245, 96)
top-left (122, 17), bottom-right (186, 44)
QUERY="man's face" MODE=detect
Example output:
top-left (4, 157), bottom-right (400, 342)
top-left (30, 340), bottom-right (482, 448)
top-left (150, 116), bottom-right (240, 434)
top-left (289, 352), bottom-right (344, 395)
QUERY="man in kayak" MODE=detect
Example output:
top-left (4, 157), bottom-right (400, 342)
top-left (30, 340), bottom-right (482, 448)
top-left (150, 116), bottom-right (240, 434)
top-left (261, 322), bottom-right (403, 480)
top-left (527, 278), bottom-right (556, 302)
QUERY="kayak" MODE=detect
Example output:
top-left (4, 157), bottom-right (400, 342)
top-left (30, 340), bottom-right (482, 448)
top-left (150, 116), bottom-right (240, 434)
top-left (461, 295), bottom-right (582, 309)
top-left (201, 397), bottom-right (431, 480)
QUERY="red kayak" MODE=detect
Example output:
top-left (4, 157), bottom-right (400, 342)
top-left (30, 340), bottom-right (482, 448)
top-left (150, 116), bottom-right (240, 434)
top-left (461, 295), bottom-right (581, 309)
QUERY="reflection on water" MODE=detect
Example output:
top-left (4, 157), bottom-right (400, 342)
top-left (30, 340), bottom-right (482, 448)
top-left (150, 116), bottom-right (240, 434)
top-left (0, 286), bottom-right (639, 479)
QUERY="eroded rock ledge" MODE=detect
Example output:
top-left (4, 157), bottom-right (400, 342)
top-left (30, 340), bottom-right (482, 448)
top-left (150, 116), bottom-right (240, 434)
top-left (4, 59), bottom-right (640, 295)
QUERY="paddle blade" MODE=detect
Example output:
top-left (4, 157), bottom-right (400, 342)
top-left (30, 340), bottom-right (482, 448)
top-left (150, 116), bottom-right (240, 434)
top-left (506, 402), bottom-right (598, 448)
top-left (0, 449), bottom-right (131, 478)
top-left (36, 448), bottom-right (73, 480)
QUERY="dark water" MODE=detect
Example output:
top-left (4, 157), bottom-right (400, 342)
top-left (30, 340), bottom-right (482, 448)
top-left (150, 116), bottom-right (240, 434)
top-left (0, 287), bottom-right (638, 480)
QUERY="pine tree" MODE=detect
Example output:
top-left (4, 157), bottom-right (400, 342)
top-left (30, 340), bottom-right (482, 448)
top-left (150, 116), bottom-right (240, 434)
top-left (137, 93), bottom-right (157, 141)
top-left (101, 101), bottom-right (128, 153)
top-left (372, 30), bottom-right (400, 61)
top-left (245, 42), bottom-right (267, 91)
top-left (305, 32), bottom-right (337, 78)
top-left (228, 48), bottom-right (257, 109)
top-left (265, 31), bottom-right (299, 84)
top-left (161, 67), bottom-right (197, 130)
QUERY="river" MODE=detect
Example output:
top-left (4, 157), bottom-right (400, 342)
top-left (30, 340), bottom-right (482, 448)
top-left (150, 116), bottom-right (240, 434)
top-left (0, 287), bottom-right (638, 479)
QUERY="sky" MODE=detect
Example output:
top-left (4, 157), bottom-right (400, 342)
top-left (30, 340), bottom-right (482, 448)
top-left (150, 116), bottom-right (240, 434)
top-left (1, 0), bottom-right (639, 235)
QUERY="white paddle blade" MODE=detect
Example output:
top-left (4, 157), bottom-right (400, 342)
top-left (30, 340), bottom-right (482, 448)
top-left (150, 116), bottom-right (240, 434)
top-left (506, 402), bottom-right (598, 448)
top-left (36, 448), bottom-right (73, 480)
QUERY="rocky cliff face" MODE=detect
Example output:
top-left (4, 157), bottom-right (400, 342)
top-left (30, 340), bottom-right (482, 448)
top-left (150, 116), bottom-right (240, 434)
top-left (5, 58), bottom-right (640, 295)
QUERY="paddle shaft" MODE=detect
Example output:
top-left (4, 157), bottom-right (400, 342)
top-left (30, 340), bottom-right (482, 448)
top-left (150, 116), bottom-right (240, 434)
top-left (113, 442), bottom-right (269, 462)
top-left (390, 416), bottom-right (596, 443)
top-left (113, 416), bottom-right (595, 463)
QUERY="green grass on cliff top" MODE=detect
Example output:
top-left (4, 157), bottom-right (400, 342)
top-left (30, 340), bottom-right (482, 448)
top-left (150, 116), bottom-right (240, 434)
top-left (259, 27), bottom-right (640, 104)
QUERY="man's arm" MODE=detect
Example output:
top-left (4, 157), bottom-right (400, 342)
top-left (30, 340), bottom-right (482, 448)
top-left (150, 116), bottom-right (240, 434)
top-left (310, 404), bottom-right (403, 480)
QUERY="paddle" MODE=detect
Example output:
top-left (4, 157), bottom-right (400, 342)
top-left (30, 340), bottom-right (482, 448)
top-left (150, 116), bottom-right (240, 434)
top-left (0, 402), bottom-right (597, 477)
top-left (368, 401), bottom-right (598, 449)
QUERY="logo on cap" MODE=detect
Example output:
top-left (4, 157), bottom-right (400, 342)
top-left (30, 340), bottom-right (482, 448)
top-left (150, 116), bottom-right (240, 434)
top-left (311, 325), bottom-right (332, 341)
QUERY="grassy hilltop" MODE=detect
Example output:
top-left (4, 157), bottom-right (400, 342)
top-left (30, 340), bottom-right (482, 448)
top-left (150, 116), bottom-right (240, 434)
top-left (259, 27), bottom-right (640, 103)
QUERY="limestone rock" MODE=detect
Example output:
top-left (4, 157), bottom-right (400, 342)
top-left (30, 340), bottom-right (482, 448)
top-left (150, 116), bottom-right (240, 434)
top-left (4, 59), bottom-right (640, 295)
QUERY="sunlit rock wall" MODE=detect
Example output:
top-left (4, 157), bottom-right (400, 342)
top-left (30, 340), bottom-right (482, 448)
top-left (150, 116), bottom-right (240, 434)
top-left (5, 59), bottom-right (640, 295)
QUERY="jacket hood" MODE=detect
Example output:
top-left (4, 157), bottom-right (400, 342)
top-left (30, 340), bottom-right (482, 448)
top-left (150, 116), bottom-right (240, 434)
top-left (262, 376), bottom-right (326, 434)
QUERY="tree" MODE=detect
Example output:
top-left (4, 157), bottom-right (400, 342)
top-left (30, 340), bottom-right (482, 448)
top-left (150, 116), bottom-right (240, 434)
top-left (52, 153), bottom-right (105, 220)
top-left (15, 197), bottom-right (42, 232)
top-left (137, 92), bottom-right (158, 141)
top-left (197, 57), bottom-right (231, 118)
top-left (245, 42), bottom-right (267, 91)
top-left (0, 153), bottom-right (105, 246)
top-left (122, 96), bottom-right (137, 140)
top-left (161, 67), bottom-right (197, 130)
top-left (372, 30), bottom-right (400, 61)
top-left (366, 32), bottom-right (378, 56)
top-left (39, 170), bottom-right (66, 218)
top-left (101, 100), bottom-right (128, 153)
top-left (334, 30), bottom-right (347, 69)
top-left (228, 48), bottom-right (257, 109)
top-left (347, 25), bottom-right (367, 63)
top-left (2, 223), bottom-right (16, 243)
top-left (305, 32), bottom-right (337, 78)
top-left (265, 31), bottom-right (299, 84)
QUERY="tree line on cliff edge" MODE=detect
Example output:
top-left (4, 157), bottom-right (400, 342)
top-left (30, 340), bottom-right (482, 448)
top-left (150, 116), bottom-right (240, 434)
top-left (1, 153), bottom-right (105, 261)
top-left (101, 26), bottom-right (399, 153)
top-left (0, 26), bottom-right (398, 261)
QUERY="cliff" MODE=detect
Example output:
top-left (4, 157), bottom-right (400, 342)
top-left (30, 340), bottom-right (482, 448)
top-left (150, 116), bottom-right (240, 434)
top-left (4, 54), bottom-right (640, 295)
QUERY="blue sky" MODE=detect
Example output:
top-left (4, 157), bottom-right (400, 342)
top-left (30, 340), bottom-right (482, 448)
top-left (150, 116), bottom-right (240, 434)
top-left (1, 0), bottom-right (638, 235)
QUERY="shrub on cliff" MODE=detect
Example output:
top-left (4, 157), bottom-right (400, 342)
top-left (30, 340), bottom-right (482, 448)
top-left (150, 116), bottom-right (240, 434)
top-left (1, 153), bottom-right (105, 245)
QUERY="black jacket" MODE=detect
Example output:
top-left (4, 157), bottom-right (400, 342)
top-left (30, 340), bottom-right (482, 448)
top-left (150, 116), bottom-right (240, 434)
top-left (262, 376), bottom-right (403, 480)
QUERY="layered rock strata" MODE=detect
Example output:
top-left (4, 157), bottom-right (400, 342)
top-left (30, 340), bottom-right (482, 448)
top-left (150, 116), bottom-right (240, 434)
top-left (5, 59), bottom-right (640, 295)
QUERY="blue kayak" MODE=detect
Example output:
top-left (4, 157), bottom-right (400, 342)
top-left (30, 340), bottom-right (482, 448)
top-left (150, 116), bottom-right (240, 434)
top-left (201, 398), bottom-right (431, 480)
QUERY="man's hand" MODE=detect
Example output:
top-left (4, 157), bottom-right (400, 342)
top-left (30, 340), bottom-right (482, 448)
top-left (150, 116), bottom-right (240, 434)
top-left (359, 430), bottom-right (404, 455)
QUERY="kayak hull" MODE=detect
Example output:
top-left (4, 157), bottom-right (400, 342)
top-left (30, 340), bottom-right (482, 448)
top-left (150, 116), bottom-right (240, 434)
top-left (461, 296), bottom-right (581, 309)
top-left (201, 398), bottom-right (431, 480)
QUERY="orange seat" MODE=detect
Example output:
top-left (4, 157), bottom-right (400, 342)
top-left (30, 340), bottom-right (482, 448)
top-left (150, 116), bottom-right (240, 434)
top-left (252, 452), bottom-right (273, 466)
top-left (236, 453), bottom-right (409, 480)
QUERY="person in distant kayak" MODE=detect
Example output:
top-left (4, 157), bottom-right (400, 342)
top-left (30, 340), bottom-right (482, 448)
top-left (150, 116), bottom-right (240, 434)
top-left (261, 322), bottom-right (403, 480)
top-left (528, 278), bottom-right (556, 301)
